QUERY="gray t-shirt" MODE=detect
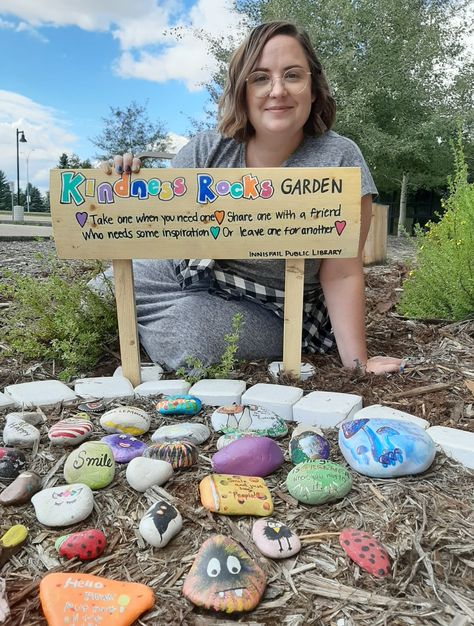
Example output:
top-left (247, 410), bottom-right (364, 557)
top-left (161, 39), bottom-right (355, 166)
top-left (172, 130), bottom-right (377, 292)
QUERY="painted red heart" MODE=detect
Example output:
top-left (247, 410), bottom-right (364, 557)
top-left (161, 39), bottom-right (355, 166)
top-left (335, 220), bottom-right (346, 236)
top-left (339, 528), bottom-right (390, 578)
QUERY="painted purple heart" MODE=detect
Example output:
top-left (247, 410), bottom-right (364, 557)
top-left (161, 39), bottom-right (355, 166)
top-left (75, 212), bottom-right (88, 228)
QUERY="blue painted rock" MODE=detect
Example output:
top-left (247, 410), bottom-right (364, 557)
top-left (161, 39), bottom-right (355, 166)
top-left (339, 528), bottom-right (390, 578)
top-left (2, 415), bottom-right (40, 448)
top-left (216, 432), bottom-right (262, 450)
top-left (211, 404), bottom-right (288, 438)
top-left (126, 457), bottom-right (174, 492)
top-left (252, 519), bottom-right (301, 559)
top-left (139, 500), bottom-right (183, 547)
top-left (151, 422), bottom-right (210, 445)
top-left (101, 434), bottom-right (146, 463)
top-left (212, 437), bottom-right (284, 477)
top-left (63, 441), bottom-right (115, 489)
top-left (55, 529), bottom-right (107, 561)
top-left (155, 395), bottom-right (202, 416)
top-left (48, 414), bottom-right (93, 446)
top-left (182, 534), bottom-right (266, 612)
top-left (99, 406), bottom-right (150, 435)
top-left (0, 471), bottom-right (42, 505)
top-left (338, 418), bottom-right (436, 478)
top-left (286, 460), bottom-right (352, 505)
top-left (0, 448), bottom-right (26, 481)
top-left (290, 426), bottom-right (330, 464)
top-left (32, 483), bottom-right (94, 526)
top-left (144, 441), bottom-right (199, 469)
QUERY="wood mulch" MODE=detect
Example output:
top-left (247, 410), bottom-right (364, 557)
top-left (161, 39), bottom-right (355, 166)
top-left (0, 238), bottom-right (473, 626)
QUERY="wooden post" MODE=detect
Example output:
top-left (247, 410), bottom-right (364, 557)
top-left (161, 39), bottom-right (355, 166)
top-left (112, 260), bottom-right (141, 387)
top-left (282, 259), bottom-right (305, 378)
top-left (363, 203), bottom-right (388, 265)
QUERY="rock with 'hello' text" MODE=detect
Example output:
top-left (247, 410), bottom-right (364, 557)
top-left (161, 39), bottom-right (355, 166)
top-left (64, 441), bottom-right (115, 489)
top-left (32, 483), bottom-right (94, 527)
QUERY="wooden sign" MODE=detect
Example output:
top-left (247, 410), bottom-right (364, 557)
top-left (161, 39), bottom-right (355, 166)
top-left (50, 167), bottom-right (361, 260)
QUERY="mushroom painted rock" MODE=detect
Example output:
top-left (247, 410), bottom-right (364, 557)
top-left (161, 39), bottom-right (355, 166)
top-left (99, 406), bottom-right (151, 436)
top-left (139, 500), bottom-right (182, 548)
top-left (252, 519), bottom-right (301, 559)
top-left (144, 441), bottom-right (198, 469)
top-left (48, 414), bottom-right (93, 446)
top-left (339, 418), bottom-right (436, 478)
top-left (0, 470), bottom-right (42, 505)
top-left (101, 434), bottom-right (147, 463)
top-left (339, 528), bottom-right (390, 578)
top-left (0, 448), bottom-right (26, 482)
top-left (200, 474), bottom-right (273, 516)
top-left (211, 404), bottom-right (288, 438)
top-left (155, 395), bottom-right (202, 416)
top-left (55, 529), bottom-right (106, 561)
top-left (286, 460), bottom-right (352, 505)
top-left (212, 436), bottom-right (284, 477)
top-left (182, 534), bottom-right (266, 613)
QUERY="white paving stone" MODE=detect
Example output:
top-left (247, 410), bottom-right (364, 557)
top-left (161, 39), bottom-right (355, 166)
top-left (74, 376), bottom-right (135, 400)
top-left (293, 391), bottom-right (362, 428)
top-left (268, 361), bottom-right (316, 382)
top-left (426, 426), bottom-right (474, 469)
top-left (114, 364), bottom-right (163, 382)
top-left (0, 391), bottom-right (16, 409)
top-left (241, 383), bottom-right (303, 421)
top-left (3, 380), bottom-right (77, 408)
top-left (189, 379), bottom-right (246, 406)
top-left (353, 404), bottom-right (430, 430)
top-left (134, 379), bottom-right (191, 397)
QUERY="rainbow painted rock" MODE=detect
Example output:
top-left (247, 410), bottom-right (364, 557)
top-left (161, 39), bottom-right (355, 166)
top-left (339, 528), bottom-right (390, 578)
top-left (252, 519), bottom-right (301, 559)
top-left (55, 529), bottom-right (107, 561)
top-left (39, 572), bottom-right (154, 626)
top-left (286, 460), bottom-right (352, 505)
top-left (339, 418), bottom-right (436, 478)
top-left (155, 395), bottom-right (202, 416)
top-left (144, 441), bottom-right (198, 469)
top-left (290, 426), bottom-right (330, 464)
top-left (182, 534), bottom-right (266, 613)
top-left (101, 434), bottom-right (147, 463)
top-left (48, 414), bottom-right (93, 446)
top-left (100, 406), bottom-right (151, 436)
top-left (63, 441), bottom-right (115, 489)
top-left (212, 436), bottom-right (284, 477)
top-left (211, 404), bottom-right (288, 438)
top-left (200, 474), bottom-right (273, 516)
top-left (0, 448), bottom-right (26, 481)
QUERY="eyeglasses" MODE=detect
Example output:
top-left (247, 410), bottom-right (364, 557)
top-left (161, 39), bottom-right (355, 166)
top-left (246, 68), bottom-right (312, 98)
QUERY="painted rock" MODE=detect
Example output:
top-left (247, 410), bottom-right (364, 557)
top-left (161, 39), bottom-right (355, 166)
top-left (155, 395), bottom-right (202, 416)
top-left (0, 524), bottom-right (29, 568)
top-left (55, 529), bottom-right (107, 561)
top-left (338, 418), bottom-right (436, 478)
top-left (64, 441), bottom-right (115, 489)
top-left (2, 415), bottom-right (40, 448)
top-left (252, 519), bottom-right (301, 559)
top-left (211, 404), bottom-right (288, 438)
top-left (125, 457), bottom-right (173, 492)
top-left (32, 483), bottom-right (94, 527)
top-left (39, 572), bottom-right (154, 626)
top-left (151, 422), bottom-right (210, 445)
top-left (286, 460), bottom-right (352, 505)
top-left (200, 474), bottom-right (273, 516)
top-left (216, 432), bottom-right (262, 450)
top-left (290, 426), bottom-right (330, 464)
top-left (139, 500), bottom-right (182, 547)
top-left (100, 406), bottom-right (151, 436)
top-left (77, 399), bottom-right (113, 413)
top-left (182, 534), bottom-right (266, 613)
top-left (0, 470), bottom-right (42, 505)
top-left (0, 448), bottom-right (26, 481)
top-left (339, 528), bottom-right (390, 578)
top-left (48, 414), bottom-right (93, 446)
top-left (101, 434), bottom-right (147, 463)
top-left (144, 441), bottom-right (198, 469)
top-left (212, 437), bottom-right (284, 477)
top-left (6, 411), bottom-right (45, 426)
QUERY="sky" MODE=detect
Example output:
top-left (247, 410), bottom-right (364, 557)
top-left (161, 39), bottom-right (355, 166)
top-left (0, 0), bottom-right (246, 194)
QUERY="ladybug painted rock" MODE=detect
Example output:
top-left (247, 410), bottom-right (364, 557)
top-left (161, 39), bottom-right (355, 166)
top-left (339, 528), bottom-right (390, 578)
top-left (55, 529), bottom-right (107, 561)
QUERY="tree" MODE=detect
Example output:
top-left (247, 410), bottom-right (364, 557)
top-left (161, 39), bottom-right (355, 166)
top-left (26, 184), bottom-right (46, 212)
top-left (0, 170), bottom-right (12, 212)
top-left (57, 153), bottom-right (92, 169)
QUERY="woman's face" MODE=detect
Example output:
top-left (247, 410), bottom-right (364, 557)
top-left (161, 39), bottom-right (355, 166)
top-left (245, 34), bottom-right (315, 142)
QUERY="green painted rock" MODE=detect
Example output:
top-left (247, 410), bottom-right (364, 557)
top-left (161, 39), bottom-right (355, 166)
top-left (286, 460), bottom-right (352, 505)
top-left (64, 441), bottom-right (115, 489)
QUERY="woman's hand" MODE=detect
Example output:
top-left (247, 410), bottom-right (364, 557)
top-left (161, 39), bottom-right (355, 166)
top-left (365, 356), bottom-right (406, 375)
top-left (99, 153), bottom-right (141, 175)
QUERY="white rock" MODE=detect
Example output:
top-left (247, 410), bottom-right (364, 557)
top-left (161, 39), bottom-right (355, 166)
top-left (151, 422), bottom-right (210, 445)
top-left (126, 457), bottom-right (174, 492)
top-left (100, 406), bottom-right (151, 435)
top-left (3, 380), bottom-right (77, 408)
top-left (189, 379), bottom-right (246, 406)
top-left (2, 415), bottom-right (40, 448)
top-left (0, 391), bottom-right (15, 409)
top-left (134, 379), bottom-right (191, 398)
top-left (6, 411), bottom-right (45, 426)
top-left (293, 391), bottom-right (362, 428)
top-left (74, 376), bottom-right (135, 400)
top-left (31, 483), bottom-right (94, 527)
top-left (426, 426), bottom-right (474, 469)
top-left (268, 361), bottom-right (316, 382)
top-left (353, 404), bottom-right (430, 430)
top-left (114, 364), bottom-right (163, 382)
top-left (139, 499), bottom-right (182, 547)
top-left (242, 383), bottom-right (303, 421)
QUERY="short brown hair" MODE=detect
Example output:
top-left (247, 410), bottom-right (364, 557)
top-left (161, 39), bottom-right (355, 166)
top-left (218, 21), bottom-right (336, 142)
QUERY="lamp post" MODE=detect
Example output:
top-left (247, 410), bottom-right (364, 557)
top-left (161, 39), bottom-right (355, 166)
top-left (25, 148), bottom-right (36, 212)
top-left (16, 129), bottom-right (27, 206)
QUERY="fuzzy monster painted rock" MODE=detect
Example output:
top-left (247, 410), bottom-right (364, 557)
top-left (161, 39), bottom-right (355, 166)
top-left (55, 529), bottom-right (107, 561)
top-left (200, 474), bottom-right (273, 516)
top-left (338, 418), bottom-right (436, 478)
top-left (155, 395), bottom-right (202, 416)
top-left (182, 534), bottom-right (266, 613)
top-left (211, 404), bottom-right (288, 438)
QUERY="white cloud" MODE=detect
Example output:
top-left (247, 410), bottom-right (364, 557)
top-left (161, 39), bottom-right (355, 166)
top-left (167, 132), bottom-right (189, 154)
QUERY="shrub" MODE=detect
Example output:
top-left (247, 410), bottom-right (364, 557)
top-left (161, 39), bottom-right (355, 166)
top-left (398, 135), bottom-right (474, 321)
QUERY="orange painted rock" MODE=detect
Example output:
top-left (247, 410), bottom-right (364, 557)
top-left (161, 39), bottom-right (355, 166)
top-left (199, 474), bottom-right (273, 516)
top-left (39, 572), bottom-right (154, 626)
top-left (55, 529), bottom-right (107, 561)
top-left (182, 534), bottom-right (266, 613)
top-left (339, 528), bottom-right (391, 578)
